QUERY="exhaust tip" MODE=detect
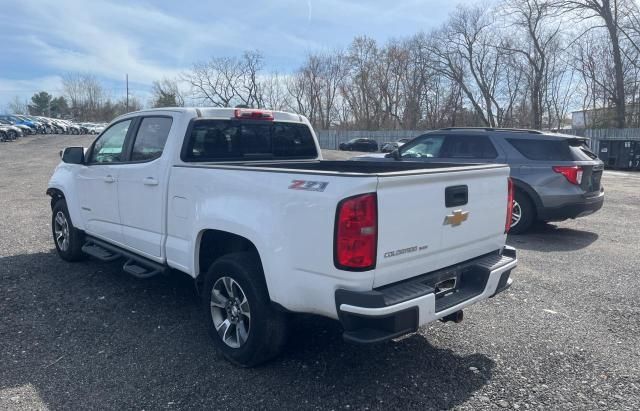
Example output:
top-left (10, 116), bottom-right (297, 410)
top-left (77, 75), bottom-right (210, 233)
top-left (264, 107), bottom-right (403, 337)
top-left (440, 310), bottom-right (464, 323)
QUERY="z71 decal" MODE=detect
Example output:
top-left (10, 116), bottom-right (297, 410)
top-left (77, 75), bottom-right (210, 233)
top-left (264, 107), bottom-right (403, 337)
top-left (288, 180), bottom-right (329, 192)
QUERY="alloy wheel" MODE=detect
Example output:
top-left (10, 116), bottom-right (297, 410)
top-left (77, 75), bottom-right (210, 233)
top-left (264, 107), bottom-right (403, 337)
top-left (53, 211), bottom-right (70, 251)
top-left (210, 276), bottom-right (251, 348)
top-left (510, 200), bottom-right (522, 228)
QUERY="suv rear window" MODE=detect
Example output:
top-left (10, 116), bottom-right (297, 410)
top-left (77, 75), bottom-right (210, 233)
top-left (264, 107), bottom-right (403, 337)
top-left (506, 138), bottom-right (573, 161)
top-left (182, 120), bottom-right (318, 162)
top-left (567, 139), bottom-right (598, 160)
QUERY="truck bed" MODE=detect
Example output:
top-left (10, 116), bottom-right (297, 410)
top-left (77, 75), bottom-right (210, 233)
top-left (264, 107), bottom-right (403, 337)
top-left (183, 160), bottom-right (504, 176)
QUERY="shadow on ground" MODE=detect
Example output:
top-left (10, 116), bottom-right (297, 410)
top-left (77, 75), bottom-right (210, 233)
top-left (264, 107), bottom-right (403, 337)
top-left (0, 251), bottom-right (494, 409)
top-left (508, 222), bottom-right (599, 252)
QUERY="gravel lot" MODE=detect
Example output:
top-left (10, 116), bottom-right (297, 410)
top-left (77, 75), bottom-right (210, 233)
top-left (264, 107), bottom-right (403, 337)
top-left (1, 134), bottom-right (639, 410)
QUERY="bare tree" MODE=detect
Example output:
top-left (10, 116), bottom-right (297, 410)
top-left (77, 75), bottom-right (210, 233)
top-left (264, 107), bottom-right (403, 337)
top-left (342, 36), bottom-right (384, 130)
top-left (62, 73), bottom-right (108, 121)
top-left (182, 50), bottom-right (265, 108)
top-left (429, 5), bottom-right (508, 127)
top-left (6, 96), bottom-right (29, 114)
top-left (572, 30), bottom-right (619, 126)
top-left (556, 0), bottom-right (627, 127)
top-left (500, 0), bottom-right (562, 129)
top-left (261, 73), bottom-right (290, 111)
top-left (151, 78), bottom-right (184, 108)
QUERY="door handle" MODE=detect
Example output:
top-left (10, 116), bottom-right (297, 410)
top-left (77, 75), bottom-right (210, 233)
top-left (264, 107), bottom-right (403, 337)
top-left (143, 177), bottom-right (159, 186)
top-left (104, 175), bottom-right (115, 183)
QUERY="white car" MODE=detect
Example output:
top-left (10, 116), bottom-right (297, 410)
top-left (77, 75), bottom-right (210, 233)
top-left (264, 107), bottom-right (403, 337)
top-left (47, 107), bottom-right (517, 366)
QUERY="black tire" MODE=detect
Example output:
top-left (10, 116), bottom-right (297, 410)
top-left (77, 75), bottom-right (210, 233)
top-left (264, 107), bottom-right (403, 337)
top-left (202, 252), bottom-right (287, 367)
top-left (8, 130), bottom-right (17, 140)
top-left (509, 191), bottom-right (535, 234)
top-left (51, 200), bottom-right (85, 261)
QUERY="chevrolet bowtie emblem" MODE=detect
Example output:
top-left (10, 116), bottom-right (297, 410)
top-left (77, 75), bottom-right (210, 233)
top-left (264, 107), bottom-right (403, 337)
top-left (444, 210), bottom-right (469, 226)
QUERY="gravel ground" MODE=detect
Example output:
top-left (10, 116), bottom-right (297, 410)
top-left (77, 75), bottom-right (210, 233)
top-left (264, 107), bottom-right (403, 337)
top-left (1, 134), bottom-right (639, 410)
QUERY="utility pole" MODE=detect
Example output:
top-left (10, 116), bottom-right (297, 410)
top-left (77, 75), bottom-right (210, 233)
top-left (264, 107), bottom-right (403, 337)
top-left (126, 74), bottom-right (129, 112)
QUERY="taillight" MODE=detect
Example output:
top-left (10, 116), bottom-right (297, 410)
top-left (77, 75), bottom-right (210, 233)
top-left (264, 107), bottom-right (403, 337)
top-left (505, 178), bottom-right (514, 234)
top-left (553, 166), bottom-right (583, 185)
top-left (233, 108), bottom-right (274, 120)
top-left (334, 193), bottom-right (377, 271)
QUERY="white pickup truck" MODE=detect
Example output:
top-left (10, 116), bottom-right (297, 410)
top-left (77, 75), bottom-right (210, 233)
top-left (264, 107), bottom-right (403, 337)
top-left (48, 108), bottom-right (517, 366)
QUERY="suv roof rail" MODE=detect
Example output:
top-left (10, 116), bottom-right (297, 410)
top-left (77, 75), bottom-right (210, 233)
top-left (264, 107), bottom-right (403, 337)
top-left (438, 127), bottom-right (544, 135)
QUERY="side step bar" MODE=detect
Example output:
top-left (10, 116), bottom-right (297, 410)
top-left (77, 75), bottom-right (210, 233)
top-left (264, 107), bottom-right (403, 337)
top-left (82, 237), bottom-right (169, 279)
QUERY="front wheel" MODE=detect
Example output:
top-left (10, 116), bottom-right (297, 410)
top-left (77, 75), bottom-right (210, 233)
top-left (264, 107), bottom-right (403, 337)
top-left (52, 200), bottom-right (85, 261)
top-left (202, 252), bottom-right (287, 367)
top-left (509, 192), bottom-right (535, 234)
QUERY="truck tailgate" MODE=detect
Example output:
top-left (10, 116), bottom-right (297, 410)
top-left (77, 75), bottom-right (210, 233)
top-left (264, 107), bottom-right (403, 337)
top-left (374, 165), bottom-right (510, 287)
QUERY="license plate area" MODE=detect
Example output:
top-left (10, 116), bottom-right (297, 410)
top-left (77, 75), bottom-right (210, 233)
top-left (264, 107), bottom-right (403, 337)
top-left (421, 266), bottom-right (490, 312)
top-left (435, 277), bottom-right (457, 297)
top-left (590, 171), bottom-right (602, 192)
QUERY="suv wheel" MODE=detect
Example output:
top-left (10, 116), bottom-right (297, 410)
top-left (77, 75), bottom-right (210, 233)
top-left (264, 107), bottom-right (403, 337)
top-left (52, 200), bottom-right (85, 261)
top-left (509, 192), bottom-right (535, 234)
top-left (203, 252), bottom-right (287, 367)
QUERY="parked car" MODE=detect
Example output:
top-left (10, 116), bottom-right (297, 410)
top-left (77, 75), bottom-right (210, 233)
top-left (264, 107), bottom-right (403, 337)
top-left (354, 127), bottom-right (605, 233)
top-left (0, 120), bottom-right (23, 140)
top-left (3, 114), bottom-right (36, 131)
top-left (6, 118), bottom-right (33, 135)
top-left (66, 123), bottom-right (82, 135)
top-left (50, 119), bottom-right (67, 134)
top-left (78, 122), bottom-right (102, 134)
top-left (48, 108), bottom-right (517, 366)
top-left (23, 116), bottom-right (49, 134)
top-left (339, 138), bottom-right (379, 152)
top-left (93, 123), bottom-right (106, 134)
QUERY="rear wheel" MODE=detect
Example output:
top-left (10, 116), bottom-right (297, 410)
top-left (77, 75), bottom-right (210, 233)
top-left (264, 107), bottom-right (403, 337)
top-left (509, 191), bottom-right (535, 234)
top-left (202, 252), bottom-right (287, 367)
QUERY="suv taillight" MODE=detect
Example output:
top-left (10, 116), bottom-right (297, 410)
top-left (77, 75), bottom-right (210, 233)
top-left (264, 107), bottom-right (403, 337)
top-left (334, 193), bottom-right (377, 271)
top-left (505, 178), bottom-right (514, 234)
top-left (553, 166), bottom-right (583, 185)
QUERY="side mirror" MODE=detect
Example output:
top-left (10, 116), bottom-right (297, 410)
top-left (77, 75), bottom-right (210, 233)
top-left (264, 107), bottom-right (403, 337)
top-left (388, 149), bottom-right (401, 160)
top-left (61, 146), bottom-right (85, 164)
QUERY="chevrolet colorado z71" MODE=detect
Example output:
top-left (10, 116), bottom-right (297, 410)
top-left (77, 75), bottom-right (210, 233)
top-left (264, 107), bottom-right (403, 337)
top-left (48, 108), bottom-right (517, 366)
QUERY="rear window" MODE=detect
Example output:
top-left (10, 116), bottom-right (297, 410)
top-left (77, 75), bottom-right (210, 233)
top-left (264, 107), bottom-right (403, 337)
top-left (182, 120), bottom-right (318, 162)
top-left (506, 138), bottom-right (573, 161)
top-left (568, 139), bottom-right (598, 160)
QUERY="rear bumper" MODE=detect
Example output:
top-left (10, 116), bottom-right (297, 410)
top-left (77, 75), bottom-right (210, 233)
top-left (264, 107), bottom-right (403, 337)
top-left (335, 246), bottom-right (517, 343)
top-left (538, 190), bottom-right (604, 221)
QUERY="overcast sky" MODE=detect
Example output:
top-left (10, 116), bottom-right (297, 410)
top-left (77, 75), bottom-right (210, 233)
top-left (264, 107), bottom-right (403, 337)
top-left (0, 0), bottom-right (467, 108)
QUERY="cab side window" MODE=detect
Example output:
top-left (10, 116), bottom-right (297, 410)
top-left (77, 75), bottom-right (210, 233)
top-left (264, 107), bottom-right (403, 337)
top-left (131, 117), bottom-right (173, 161)
top-left (89, 120), bottom-right (132, 163)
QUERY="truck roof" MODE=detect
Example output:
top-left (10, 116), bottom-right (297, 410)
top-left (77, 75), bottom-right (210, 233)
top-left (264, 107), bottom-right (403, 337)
top-left (115, 107), bottom-right (308, 124)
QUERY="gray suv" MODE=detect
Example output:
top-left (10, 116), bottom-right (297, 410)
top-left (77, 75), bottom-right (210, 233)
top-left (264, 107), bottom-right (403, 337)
top-left (355, 128), bottom-right (605, 233)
